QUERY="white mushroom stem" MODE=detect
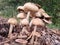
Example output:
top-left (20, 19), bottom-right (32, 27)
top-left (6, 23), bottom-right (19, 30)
top-left (26, 11), bottom-right (30, 20)
top-left (8, 24), bottom-right (14, 37)
top-left (29, 17), bottom-right (35, 27)
top-left (19, 19), bottom-right (23, 25)
top-left (30, 26), bottom-right (37, 44)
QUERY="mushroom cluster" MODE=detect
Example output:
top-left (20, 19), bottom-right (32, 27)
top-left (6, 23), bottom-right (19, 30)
top-left (7, 2), bottom-right (52, 45)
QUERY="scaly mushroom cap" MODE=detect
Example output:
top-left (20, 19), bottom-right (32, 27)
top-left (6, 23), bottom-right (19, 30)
top-left (21, 19), bottom-right (29, 25)
top-left (17, 13), bottom-right (26, 19)
top-left (7, 18), bottom-right (18, 25)
top-left (32, 18), bottom-right (45, 26)
top-left (17, 6), bottom-right (24, 11)
top-left (24, 2), bottom-right (39, 12)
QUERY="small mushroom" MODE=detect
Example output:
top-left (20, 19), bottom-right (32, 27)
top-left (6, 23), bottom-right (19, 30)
top-left (17, 12), bottom-right (26, 25)
top-left (17, 6), bottom-right (24, 12)
top-left (27, 18), bottom-right (44, 44)
top-left (15, 39), bottom-right (28, 45)
top-left (24, 2), bottom-right (39, 18)
top-left (19, 18), bottom-right (29, 38)
top-left (7, 18), bottom-right (18, 37)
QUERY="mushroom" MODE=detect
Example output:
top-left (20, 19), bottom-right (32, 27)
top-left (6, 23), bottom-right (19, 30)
top-left (41, 13), bottom-right (52, 24)
top-left (19, 14), bottom-right (30, 38)
top-left (24, 2), bottom-right (39, 18)
top-left (17, 6), bottom-right (24, 12)
top-left (38, 8), bottom-right (52, 24)
top-left (7, 18), bottom-right (18, 37)
top-left (15, 39), bottom-right (28, 45)
top-left (17, 12), bottom-right (26, 25)
top-left (27, 18), bottom-right (45, 44)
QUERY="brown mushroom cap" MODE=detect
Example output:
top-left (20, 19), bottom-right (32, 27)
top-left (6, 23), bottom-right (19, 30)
top-left (17, 6), bottom-right (24, 11)
top-left (24, 2), bottom-right (39, 12)
top-left (21, 19), bottom-right (29, 25)
top-left (15, 39), bottom-right (27, 44)
top-left (7, 18), bottom-right (18, 25)
top-left (32, 18), bottom-right (45, 26)
top-left (17, 13), bottom-right (26, 19)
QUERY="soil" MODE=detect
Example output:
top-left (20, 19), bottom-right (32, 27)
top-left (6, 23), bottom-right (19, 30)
top-left (0, 16), bottom-right (60, 45)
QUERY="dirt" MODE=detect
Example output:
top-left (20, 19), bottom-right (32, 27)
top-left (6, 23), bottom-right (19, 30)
top-left (0, 16), bottom-right (60, 45)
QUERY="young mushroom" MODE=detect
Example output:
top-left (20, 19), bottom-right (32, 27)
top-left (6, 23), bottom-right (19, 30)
top-left (27, 18), bottom-right (45, 44)
top-left (41, 12), bottom-right (52, 24)
top-left (17, 12), bottom-right (26, 25)
top-left (17, 6), bottom-right (24, 12)
top-left (7, 18), bottom-right (18, 37)
top-left (18, 17), bottom-right (29, 38)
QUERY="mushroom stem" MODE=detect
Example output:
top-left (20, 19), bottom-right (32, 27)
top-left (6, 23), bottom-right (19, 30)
top-left (30, 34), bottom-right (34, 44)
top-left (8, 24), bottom-right (14, 37)
top-left (29, 17), bottom-right (35, 27)
top-left (26, 11), bottom-right (30, 20)
top-left (26, 26), bottom-right (37, 44)
top-left (34, 26), bottom-right (37, 32)
top-left (30, 26), bottom-right (37, 44)
top-left (19, 19), bottom-right (23, 25)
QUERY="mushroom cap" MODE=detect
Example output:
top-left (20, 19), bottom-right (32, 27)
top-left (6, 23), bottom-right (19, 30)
top-left (32, 18), bottom-right (45, 26)
top-left (21, 19), bottom-right (29, 25)
top-left (7, 18), bottom-right (18, 25)
top-left (42, 12), bottom-right (51, 18)
top-left (15, 39), bottom-right (27, 44)
top-left (17, 6), bottom-right (24, 11)
top-left (17, 13), bottom-right (26, 19)
top-left (24, 2), bottom-right (39, 12)
top-left (43, 19), bottom-right (52, 24)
